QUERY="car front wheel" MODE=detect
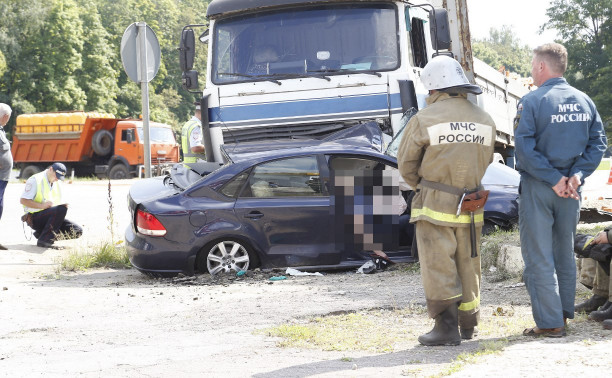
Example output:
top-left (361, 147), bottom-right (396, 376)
top-left (198, 239), bottom-right (258, 275)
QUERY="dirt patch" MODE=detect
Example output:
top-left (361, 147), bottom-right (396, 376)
top-left (1, 252), bottom-right (611, 377)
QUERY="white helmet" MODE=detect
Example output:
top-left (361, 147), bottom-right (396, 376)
top-left (421, 55), bottom-right (482, 95)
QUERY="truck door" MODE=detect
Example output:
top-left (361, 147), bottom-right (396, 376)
top-left (115, 124), bottom-right (140, 165)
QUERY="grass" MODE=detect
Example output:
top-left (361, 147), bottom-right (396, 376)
top-left (57, 240), bottom-right (130, 272)
top-left (260, 305), bottom-right (427, 352)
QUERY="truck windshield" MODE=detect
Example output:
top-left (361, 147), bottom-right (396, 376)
top-left (136, 127), bottom-right (176, 144)
top-left (212, 3), bottom-right (399, 84)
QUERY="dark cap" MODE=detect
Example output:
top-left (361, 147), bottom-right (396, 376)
top-left (51, 162), bottom-right (67, 180)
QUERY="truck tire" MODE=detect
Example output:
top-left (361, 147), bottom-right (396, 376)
top-left (20, 165), bottom-right (41, 179)
top-left (108, 164), bottom-right (131, 180)
top-left (92, 130), bottom-right (113, 156)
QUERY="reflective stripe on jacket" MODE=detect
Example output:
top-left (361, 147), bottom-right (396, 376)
top-left (181, 118), bottom-right (204, 164)
top-left (26, 171), bottom-right (62, 213)
top-left (397, 92), bottom-right (496, 227)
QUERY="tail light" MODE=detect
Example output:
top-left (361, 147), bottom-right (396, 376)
top-left (136, 209), bottom-right (167, 236)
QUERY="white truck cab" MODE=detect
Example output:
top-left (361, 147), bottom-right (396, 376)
top-left (180, 0), bottom-right (528, 166)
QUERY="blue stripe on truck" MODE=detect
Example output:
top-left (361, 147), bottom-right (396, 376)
top-left (209, 93), bottom-right (395, 126)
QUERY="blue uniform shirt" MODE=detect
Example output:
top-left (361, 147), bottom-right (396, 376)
top-left (515, 77), bottom-right (607, 186)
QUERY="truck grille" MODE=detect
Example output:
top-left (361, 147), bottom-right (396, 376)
top-left (221, 123), bottom-right (347, 143)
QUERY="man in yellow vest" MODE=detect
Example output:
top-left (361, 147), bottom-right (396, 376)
top-left (20, 162), bottom-right (82, 249)
top-left (397, 56), bottom-right (496, 346)
top-left (181, 102), bottom-right (206, 165)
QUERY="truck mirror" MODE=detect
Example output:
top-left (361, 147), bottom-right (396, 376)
top-left (429, 9), bottom-right (451, 51)
top-left (126, 129), bottom-right (134, 144)
top-left (180, 28), bottom-right (195, 71)
top-left (199, 29), bottom-right (209, 44)
top-left (182, 70), bottom-right (199, 90)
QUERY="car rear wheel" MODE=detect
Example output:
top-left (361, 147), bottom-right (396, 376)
top-left (197, 239), bottom-right (259, 275)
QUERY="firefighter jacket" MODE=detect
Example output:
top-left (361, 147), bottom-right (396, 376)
top-left (397, 92), bottom-right (496, 227)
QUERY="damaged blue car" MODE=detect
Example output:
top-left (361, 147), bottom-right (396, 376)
top-left (125, 123), bottom-right (518, 277)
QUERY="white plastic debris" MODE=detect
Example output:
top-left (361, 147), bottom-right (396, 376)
top-left (356, 260), bottom-right (376, 274)
top-left (285, 268), bottom-right (323, 277)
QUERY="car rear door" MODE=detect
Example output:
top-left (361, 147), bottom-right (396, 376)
top-left (233, 155), bottom-right (339, 267)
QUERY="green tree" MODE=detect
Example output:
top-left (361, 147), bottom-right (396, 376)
top-left (542, 0), bottom-right (612, 141)
top-left (76, 0), bottom-right (120, 114)
top-left (472, 25), bottom-right (532, 77)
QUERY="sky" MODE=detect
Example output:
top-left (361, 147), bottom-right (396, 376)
top-left (466, 0), bottom-right (559, 48)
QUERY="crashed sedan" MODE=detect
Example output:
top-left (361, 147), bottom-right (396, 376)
top-left (125, 124), bottom-right (518, 277)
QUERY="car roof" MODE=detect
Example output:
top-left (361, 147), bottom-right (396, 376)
top-left (221, 122), bottom-right (385, 163)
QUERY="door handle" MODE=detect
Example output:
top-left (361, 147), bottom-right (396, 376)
top-left (244, 211), bottom-right (264, 220)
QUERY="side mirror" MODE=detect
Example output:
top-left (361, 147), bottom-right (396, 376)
top-left (180, 28), bottom-right (195, 71)
top-left (199, 29), bottom-right (209, 43)
top-left (429, 8), bottom-right (451, 50)
top-left (126, 129), bottom-right (134, 144)
top-left (182, 70), bottom-right (199, 90)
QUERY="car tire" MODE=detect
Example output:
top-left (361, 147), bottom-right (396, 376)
top-left (108, 164), bottom-right (131, 180)
top-left (197, 238), bottom-right (259, 275)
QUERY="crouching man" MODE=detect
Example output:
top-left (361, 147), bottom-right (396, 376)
top-left (575, 229), bottom-right (612, 330)
top-left (20, 163), bottom-right (82, 249)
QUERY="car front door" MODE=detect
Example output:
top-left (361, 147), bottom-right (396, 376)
top-left (233, 155), bottom-right (338, 267)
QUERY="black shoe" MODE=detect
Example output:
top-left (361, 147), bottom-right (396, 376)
top-left (34, 231), bottom-right (41, 239)
top-left (0, 243), bottom-right (7, 250)
top-left (603, 319), bottom-right (612, 330)
top-left (37, 240), bottom-right (64, 250)
top-left (575, 294), bottom-right (608, 313)
top-left (588, 301), bottom-right (612, 322)
top-left (460, 327), bottom-right (478, 340)
top-left (418, 305), bottom-right (461, 346)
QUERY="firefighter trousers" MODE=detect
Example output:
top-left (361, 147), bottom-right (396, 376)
top-left (416, 220), bottom-right (481, 328)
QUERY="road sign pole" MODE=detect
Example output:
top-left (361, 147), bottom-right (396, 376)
top-left (137, 22), bottom-right (152, 178)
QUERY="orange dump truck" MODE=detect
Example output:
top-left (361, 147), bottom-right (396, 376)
top-left (11, 112), bottom-right (180, 179)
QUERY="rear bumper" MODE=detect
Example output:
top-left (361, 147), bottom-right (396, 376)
top-left (125, 226), bottom-right (196, 276)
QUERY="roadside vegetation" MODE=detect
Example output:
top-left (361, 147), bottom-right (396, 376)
top-left (56, 179), bottom-right (131, 273)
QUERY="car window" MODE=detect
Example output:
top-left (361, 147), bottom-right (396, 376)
top-left (329, 156), bottom-right (387, 171)
top-left (243, 156), bottom-right (322, 198)
top-left (220, 170), bottom-right (251, 198)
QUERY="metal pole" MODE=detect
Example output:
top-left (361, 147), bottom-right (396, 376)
top-left (137, 22), bottom-right (152, 178)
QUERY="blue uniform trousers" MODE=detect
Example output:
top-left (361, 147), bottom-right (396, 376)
top-left (519, 175), bottom-right (580, 328)
top-left (31, 205), bottom-right (83, 244)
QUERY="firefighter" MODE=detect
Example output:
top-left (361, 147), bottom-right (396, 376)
top-left (397, 55), bottom-right (496, 346)
top-left (181, 102), bottom-right (206, 165)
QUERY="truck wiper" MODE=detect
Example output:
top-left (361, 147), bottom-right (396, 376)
top-left (309, 68), bottom-right (382, 77)
top-left (218, 72), bottom-right (281, 85)
top-left (263, 72), bottom-right (331, 81)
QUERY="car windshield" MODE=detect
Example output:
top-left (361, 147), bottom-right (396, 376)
top-left (136, 127), bottom-right (176, 143)
top-left (212, 3), bottom-right (399, 84)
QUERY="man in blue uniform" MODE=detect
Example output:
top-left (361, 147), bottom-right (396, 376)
top-left (515, 43), bottom-right (607, 337)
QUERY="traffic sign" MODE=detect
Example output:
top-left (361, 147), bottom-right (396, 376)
top-left (120, 23), bottom-right (160, 83)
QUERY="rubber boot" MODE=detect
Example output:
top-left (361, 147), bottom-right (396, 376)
top-left (460, 327), bottom-right (478, 340)
top-left (418, 305), bottom-right (461, 346)
top-left (588, 301), bottom-right (612, 322)
top-left (575, 294), bottom-right (607, 313)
